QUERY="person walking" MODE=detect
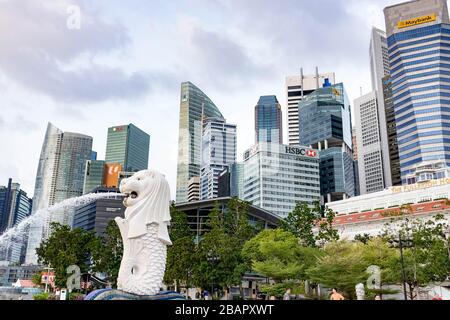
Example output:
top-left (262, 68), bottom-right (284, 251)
top-left (283, 288), bottom-right (291, 300)
top-left (330, 288), bottom-right (345, 300)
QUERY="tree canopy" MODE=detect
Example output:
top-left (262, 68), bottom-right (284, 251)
top-left (36, 222), bottom-right (98, 288)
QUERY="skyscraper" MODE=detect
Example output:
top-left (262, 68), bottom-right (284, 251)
top-left (370, 27), bottom-right (395, 188)
top-left (73, 187), bottom-right (124, 237)
top-left (384, 0), bottom-right (450, 184)
top-left (383, 75), bottom-right (402, 186)
top-left (176, 82), bottom-right (225, 203)
top-left (105, 124), bottom-right (150, 173)
top-left (370, 27), bottom-right (391, 92)
top-left (299, 83), bottom-right (355, 203)
top-left (352, 126), bottom-right (360, 196)
top-left (285, 69), bottom-right (335, 145)
top-left (0, 179), bottom-right (32, 264)
top-left (255, 95), bottom-right (283, 144)
top-left (25, 123), bottom-right (92, 264)
top-left (354, 92), bottom-right (386, 194)
top-left (200, 118), bottom-right (237, 200)
top-left (242, 143), bottom-right (320, 218)
top-left (82, 160), bottom-right (106, 194)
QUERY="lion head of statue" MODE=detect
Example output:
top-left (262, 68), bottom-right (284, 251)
top-left (118, 169), bottom-right (172, 243)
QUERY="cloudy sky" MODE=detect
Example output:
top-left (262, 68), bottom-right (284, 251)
top-left (0, 0), bottom-right (402, 199)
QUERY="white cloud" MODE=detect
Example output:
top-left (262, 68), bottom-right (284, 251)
top-left (0, 0), bottom-right (404, 200)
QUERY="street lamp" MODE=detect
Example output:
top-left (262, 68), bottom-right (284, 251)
top-left (389, 232), bottom-right (413, 300)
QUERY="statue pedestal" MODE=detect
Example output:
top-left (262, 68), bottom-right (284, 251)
top-left (84, 289), bottom-right (186, 300)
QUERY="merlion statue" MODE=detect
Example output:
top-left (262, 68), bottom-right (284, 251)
top-left (115, 169), bottom-right (172, 296)
top-left (84, 170), bottom-right (185, 300)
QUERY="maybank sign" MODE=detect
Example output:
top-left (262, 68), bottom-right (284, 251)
top-left (397, 14), bottom-right (436, 29)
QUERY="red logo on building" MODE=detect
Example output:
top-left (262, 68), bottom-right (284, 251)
top-left (307, 150), bottom-right (316, 157)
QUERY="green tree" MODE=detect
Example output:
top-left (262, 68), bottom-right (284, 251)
top-left (164, 204), bottom-right (196, 293)
top-left (360, 237), bottom-right (400, 298)
top-left (316, 205), bottom-right (340, 246)
top-left (306, 241), bottom-right (368, 299)
top-left (36, 222), bottom-right (98, 288)
top-left (242, 228), bottom-right (320, 284)
top-left (382, 214), bottom-right (450, 299)
top-left (281, 202), bottom-right (338, 247)
top-left (281, 202), bottom-right (316, 246)
top-left (91, 220), bottom-right (123, 286)
top-left (31, 272), bottom-right (43, 288)
top-left (354, 233), bottom-right (372, 244)
top-left (193, 198), bottom-right (257, 297)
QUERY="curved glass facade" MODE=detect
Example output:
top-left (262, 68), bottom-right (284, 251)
top-left (176, 82), bottom-right (224, 203)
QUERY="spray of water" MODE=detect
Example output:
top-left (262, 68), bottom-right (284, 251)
top-left (0, 192), bottom-right (124, 249)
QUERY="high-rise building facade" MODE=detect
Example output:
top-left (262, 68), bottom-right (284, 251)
top-left (384, 0), bottom-right (450, 184)
top-left (0, 179), bottom-right (32, 264)
top-left (176, 82), bottom-right (225, 203)
top-left (370, 27), bottom-right (391, 92)
top-left (298, 83), bottom-right (355, 203)
top-left (242, 143), bottom-right (320, 218)
top-left (25, 123), bottom-right (92, 265)
top-left (255, 95), bottom-right (283, 144)
top-left (200, 118), bottom-right (237, 200)
top-left (354, 92), bottom-right (386, 194)
top-left (217, 163), bottom-right (245, 199)
top-left (187, 177), bottom-right (200, 202)
top-left (82, 160), bottom-right (106, 194)
top-left (105, 124), bottom-right (150, 173)
top-left (73, 187), bottom-right (124, 237)
top-left (285, 69), bottom-right (335, 145)
top-left (352, 127), bottom-right (361, 196)
top-left (383, 75), bottom-right (402, 186)
top-left (368, 27), bottom-right (396, 189)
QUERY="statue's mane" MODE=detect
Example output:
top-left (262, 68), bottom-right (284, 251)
top-left (123, 170), bottom-right (172, 242)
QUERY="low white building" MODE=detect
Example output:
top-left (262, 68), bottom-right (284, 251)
top-left (326, 178), bottom-right (450, 239)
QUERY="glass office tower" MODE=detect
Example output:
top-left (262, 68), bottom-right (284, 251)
top-left (105, 124), bottom-right (150, 172)
top-left (200, 118), bottom-right (237, 200)
top-left (176, 82), bottom-right (225, 203)
top-left (0, 179), bottom-right (32, 264)
top-left (255, 95), bottom-right (283, 144)
top-left (299, 83), bottom-right (355, 203)
top-left (25, 123), bottom-right (92, 264)
top-left (82, 160), bottom-right (106, 194)
top-left (384, 0), bottom-right (450, 184)
top-left (242, 143), bottom-right (320, 218)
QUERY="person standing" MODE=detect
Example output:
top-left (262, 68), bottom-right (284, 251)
top-left (283, 288), bottom-right (291, 300)
top-left (330, 288), bottom-right (345, 300)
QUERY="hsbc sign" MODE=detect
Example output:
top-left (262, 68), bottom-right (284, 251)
top-left (285, 146), bottom-right (317, 157)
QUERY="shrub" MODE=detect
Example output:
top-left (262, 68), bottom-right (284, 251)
top-left (33, 292), bottom-right (49, 300)
top-left (69, 292), bottom-right (85, 300)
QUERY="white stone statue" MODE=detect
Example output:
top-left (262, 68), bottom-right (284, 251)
top-left (355, 283), bottom-right (365, 300)
top-left (115, 169), bottom-right (172, 296)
